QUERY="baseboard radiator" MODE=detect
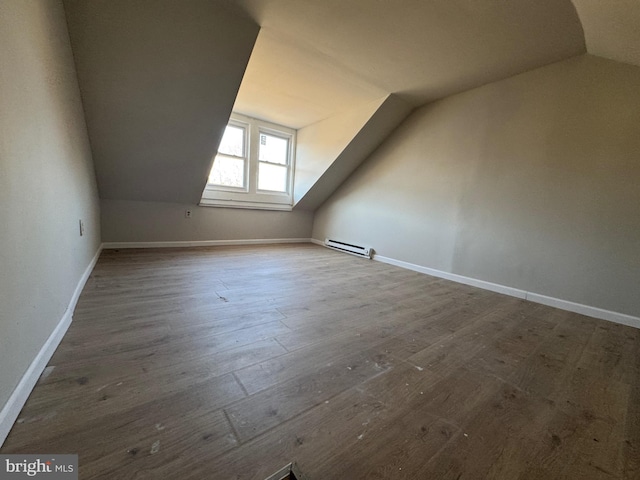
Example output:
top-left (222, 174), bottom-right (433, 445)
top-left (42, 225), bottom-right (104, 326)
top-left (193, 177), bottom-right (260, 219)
top-left (324, 238), bottom-right (372, 259)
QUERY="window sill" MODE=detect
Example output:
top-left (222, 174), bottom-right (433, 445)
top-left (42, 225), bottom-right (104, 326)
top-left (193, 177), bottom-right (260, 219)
top-left (199, 198), bottom-right (293, 211)
top-left (200, 185), bottom-right (293, 211)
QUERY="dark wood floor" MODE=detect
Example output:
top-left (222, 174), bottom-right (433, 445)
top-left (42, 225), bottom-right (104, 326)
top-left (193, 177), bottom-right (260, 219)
top-left (2, 244), bottom-right (638, 479)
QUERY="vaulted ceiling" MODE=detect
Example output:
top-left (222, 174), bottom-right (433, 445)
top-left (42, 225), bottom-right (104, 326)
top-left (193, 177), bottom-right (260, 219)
top-left (572, 0), bottom-right (640, 68)
top-left (234, 0), bottom-right (585, 112)
top-left (63, 0), bottom-right (640, 208)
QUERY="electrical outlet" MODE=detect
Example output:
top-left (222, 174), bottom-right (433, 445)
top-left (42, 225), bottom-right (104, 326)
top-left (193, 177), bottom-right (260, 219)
top-left (185, 209), bottom-right (192, 219)
top-left (79, 219), bottom-right (85, 236)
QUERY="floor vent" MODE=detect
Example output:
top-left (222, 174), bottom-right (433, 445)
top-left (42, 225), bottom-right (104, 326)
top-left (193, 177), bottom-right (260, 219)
top-left (324, 238), bottom-right (372, 259)
top-left (264, 462), bottom-right (307, 480)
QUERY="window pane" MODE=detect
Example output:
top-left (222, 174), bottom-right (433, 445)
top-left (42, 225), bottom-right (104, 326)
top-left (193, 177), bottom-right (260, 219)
top-left (218, 125), bottom-right (244, 157)
top-left (259, 133), bottom-right (288, 165)
top-left (258, 162), bottom-right (287, 192)
top-left (209, 155), bottom-right (245, 188)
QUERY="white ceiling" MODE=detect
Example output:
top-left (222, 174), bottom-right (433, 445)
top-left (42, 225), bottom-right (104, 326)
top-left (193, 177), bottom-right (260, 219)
top-left (572, 0), bottom-right (640, 68)
top-left (233, 29), bottom-right (387, 129)
top-left (234, 0), bottom-right (586, 128)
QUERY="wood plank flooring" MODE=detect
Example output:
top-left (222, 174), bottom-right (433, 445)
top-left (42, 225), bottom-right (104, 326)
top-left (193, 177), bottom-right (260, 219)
top-left (1, 244), bottom-right (638, 479)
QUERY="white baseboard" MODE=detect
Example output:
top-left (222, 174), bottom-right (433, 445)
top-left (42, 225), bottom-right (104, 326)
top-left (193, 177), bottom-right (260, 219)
top-left (102, 238), bottom-right (312, 249)
top-left (370, 253), bottom-right (639, 329)
top-left (310, 239), bottom-right (640, 329)
top-left (373, 254), bottom-right (528, 300)
top-left (525, 292), bottom-right (640, 329)
top-left (0, 244), bottom-right (103, 447)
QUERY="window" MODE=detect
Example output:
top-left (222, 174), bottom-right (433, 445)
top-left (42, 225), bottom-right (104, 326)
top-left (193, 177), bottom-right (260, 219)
top-left (201, 113), bottom-right (296, 210)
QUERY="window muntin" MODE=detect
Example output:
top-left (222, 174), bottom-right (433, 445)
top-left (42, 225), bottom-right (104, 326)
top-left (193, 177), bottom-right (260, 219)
top-left (201, 114), bottom-right (296, 210)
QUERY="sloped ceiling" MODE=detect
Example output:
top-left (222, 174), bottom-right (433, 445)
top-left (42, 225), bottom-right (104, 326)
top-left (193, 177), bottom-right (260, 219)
top-left (235, 0), bottom-right (585, 107)
top-left (231, 0), bottom-right (586, 211)
top-left (295, 95), bottom-right (413, 211)
top-left (572, 0), bottom-right (640, 67)
top-left (64, 0), bottom-right (259, 204)
top-left (233, 28), bottom-right (387, 129)
top-left (294, 98), bottom-right (390, 205)
top-left (68, 0), bottom-right (637, 209)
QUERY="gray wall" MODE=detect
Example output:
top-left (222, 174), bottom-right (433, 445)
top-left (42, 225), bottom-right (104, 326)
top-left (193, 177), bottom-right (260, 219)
top-left (313, 54), bottom-right (640, 317)
top-left (0, 0), bottom-right (101, 408)
top-left (102, 200), bottom-right (313, 243)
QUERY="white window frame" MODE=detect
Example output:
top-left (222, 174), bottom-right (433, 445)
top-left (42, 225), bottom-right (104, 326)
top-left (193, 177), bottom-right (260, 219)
top-left (201, 113), bottom-right (296, 211)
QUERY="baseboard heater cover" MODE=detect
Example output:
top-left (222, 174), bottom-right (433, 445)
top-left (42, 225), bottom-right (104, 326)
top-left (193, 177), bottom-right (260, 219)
top-left (324, 238), bottom-right (372, 259)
